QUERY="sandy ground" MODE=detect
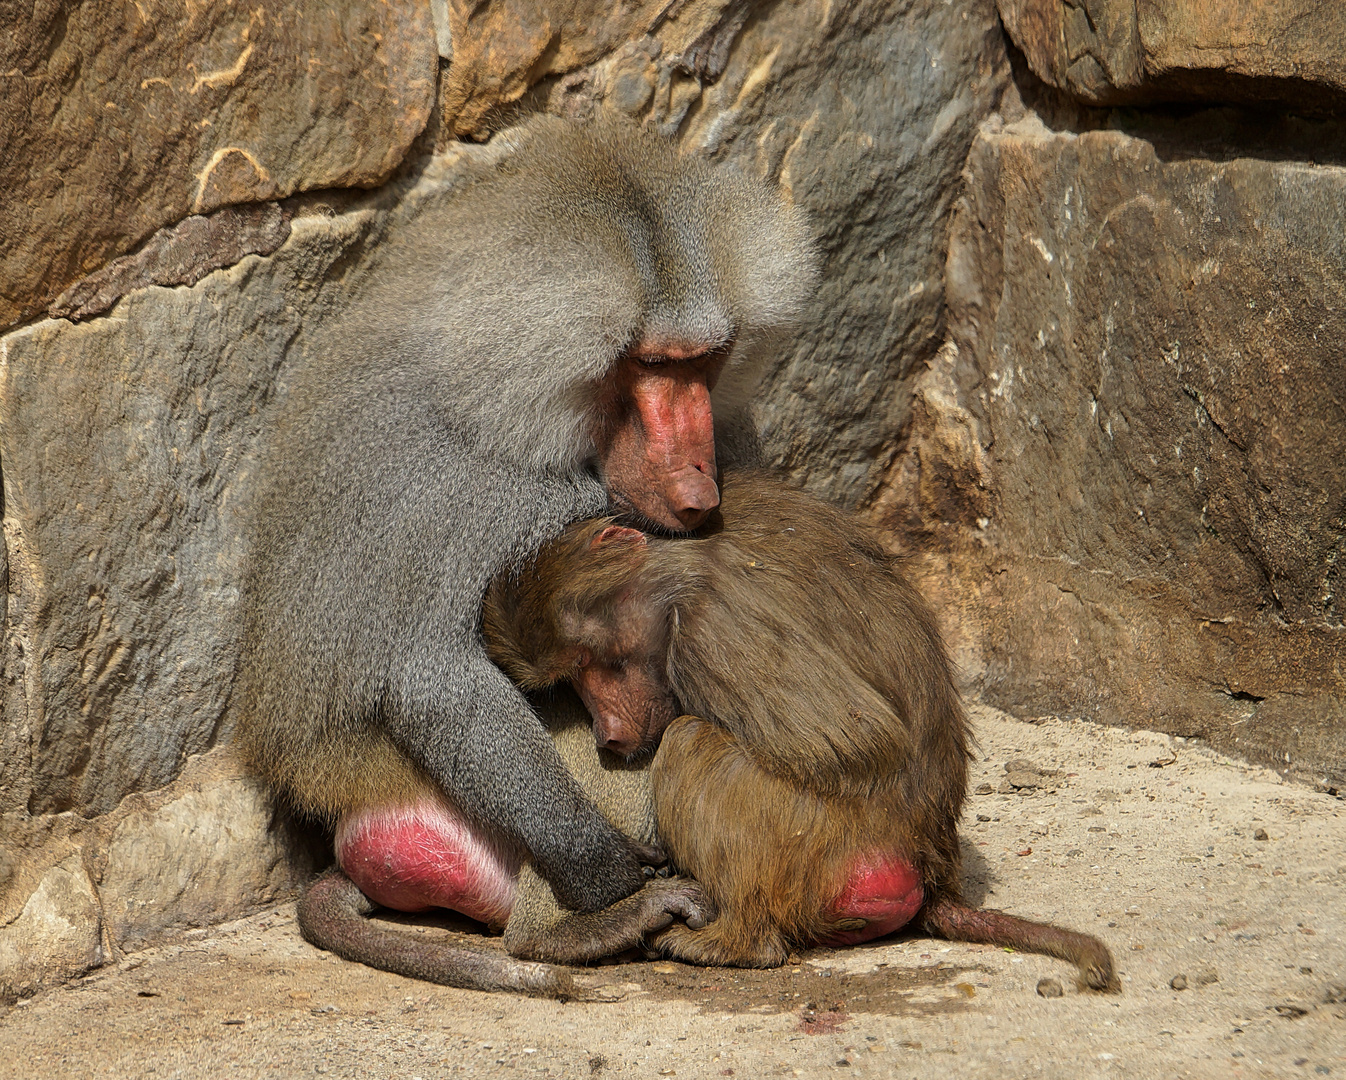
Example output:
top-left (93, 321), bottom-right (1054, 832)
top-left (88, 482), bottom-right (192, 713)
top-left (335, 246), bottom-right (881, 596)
top-left (2, 704), bottom-right (1342, 1080)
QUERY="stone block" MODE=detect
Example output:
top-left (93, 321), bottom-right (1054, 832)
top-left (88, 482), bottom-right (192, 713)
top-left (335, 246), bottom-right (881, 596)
top-left (0, 0), bottom-right (436, 331)
top-left (999, 0), bottom-right (1346, 110)
top-left (0, 206), bottom-right (381, 815)
top-left (100, 754), bottom-right (317, 950)
top-left (0, 858), bottom-right (103, 1002)
top-left (882, 115), bottom-right (1346, 780)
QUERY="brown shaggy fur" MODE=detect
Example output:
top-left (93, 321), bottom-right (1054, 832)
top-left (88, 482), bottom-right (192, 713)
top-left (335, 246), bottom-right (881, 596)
top-left (485, 470), bottom-right (1118, 989)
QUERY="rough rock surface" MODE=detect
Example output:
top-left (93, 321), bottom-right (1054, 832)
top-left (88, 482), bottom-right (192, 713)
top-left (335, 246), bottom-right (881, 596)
top-left (0, 858), bottom-right (103, 1004)
top-left (440, 0), bottom-right (674, 138)
top-left (49, 204), bottom-right (294, 323)
top-left (878, 108), bottom-right (1346, 784)
top-left (999, 0), bottom-right (1346, 111)
top-left (687, 0), bottom-right (1009, 504)
top-left (1, 204), bottom-right (379, 817)
top-left (0, 748), bottom-right (319, 1002)
top-left (98, 754), bottom-right (320, 952)
top-left (0, 0), bottom-right (437, 331)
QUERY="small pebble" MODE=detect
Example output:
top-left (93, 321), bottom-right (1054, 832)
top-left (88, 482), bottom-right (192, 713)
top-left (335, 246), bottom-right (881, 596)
top-left (1036, 978), bottom-right (1064, 998)
top-left (974, 783), bottom-right (994, 795)
top-left (1170, 974), bottom-right (1189, 991)
top-left (976, 814), bottom-right (991, 822)
top-left (1254, 828), bottom-right (1269, 841)
top-left (1195, 969), bottom-right (1219, 986)
top-left (1324, 983), bottom-right (1346, 1004)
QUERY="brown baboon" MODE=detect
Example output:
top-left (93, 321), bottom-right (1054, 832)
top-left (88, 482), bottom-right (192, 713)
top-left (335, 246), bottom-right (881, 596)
top-left (484, 469), bottom-right (1119, 991)
top-left (236, 115), bottom-right (815, 993)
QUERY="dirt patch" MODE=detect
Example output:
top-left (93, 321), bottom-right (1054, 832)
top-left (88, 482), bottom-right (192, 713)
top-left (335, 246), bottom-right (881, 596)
top-left (2, 704), bottom-right (1343, 1079)
top-left (595, 952), bottom-right (985, 1018)
top-left (372, 909), bottom-right (988, 1019)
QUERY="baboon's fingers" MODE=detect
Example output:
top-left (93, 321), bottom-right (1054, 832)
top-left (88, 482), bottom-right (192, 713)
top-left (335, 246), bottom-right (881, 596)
top-left (648, 876), bottom-right (716, 930)
top-left (629, 839), bottom-right (668, 867)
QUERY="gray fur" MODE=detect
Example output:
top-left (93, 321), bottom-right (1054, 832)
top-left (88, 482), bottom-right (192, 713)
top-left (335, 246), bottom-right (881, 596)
top-left (238, 116), bottom-right (816, 913)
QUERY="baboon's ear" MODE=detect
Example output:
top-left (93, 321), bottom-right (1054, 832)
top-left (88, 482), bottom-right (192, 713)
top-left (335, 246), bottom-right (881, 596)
top-left (590, 525), bottom-right (647, 550)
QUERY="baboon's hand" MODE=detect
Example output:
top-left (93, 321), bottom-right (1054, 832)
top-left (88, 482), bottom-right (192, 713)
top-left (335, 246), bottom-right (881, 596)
top-left (631, 839), bottom-right (669, 873)
top-left (637, 876), bottom-right (716, 934)
top-left (506, 874), bottom-right (717, 964)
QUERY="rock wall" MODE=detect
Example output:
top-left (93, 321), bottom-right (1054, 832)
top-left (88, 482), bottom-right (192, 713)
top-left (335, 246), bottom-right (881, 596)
top-left (2, 0), bottom-right (1341, 1000)
top-left (997, 0), bottom-right (1346, 112)
top-left (0, 0), bottom-right (1007, 998)
top-left (876, 6), bottom-right (1345, 790)
top-left (0, 0), bottom-right (438, 332)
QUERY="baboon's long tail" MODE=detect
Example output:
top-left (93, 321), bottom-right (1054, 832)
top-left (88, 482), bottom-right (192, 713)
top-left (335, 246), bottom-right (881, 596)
top-left (922, 894), bottom-right (1120, 992)
top-left (297, 869), bottom-right (574, 997)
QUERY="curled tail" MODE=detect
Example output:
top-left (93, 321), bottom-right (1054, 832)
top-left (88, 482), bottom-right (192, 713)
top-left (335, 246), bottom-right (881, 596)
top-left (297, 869), bottom-right (574, 998)
top-left (922, 893), bottom-right (1120, 993)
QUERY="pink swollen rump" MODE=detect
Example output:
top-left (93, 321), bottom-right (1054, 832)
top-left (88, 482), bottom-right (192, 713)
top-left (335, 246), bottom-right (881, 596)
top-left (820, 852), bottom-right (924, 946)
top-left (335, 799), bottom-right (522, 929)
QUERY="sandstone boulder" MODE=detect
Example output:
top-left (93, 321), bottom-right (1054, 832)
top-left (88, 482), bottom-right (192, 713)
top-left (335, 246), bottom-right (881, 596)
top-left (0, 749), bottom-right (320, 1003)
top-left (999, 0), bottom-right (1346, 111)
top-left (881, 112), bottom-right (1346, 782)
top-left (0, 0), bottom-right (437, 332)
top-left (0, 858), bottom-right (103, 1002)
top-left (0, 203), bottom-right (382, 816)
top-left (100, 754), bottom-right (319, 951)
top-left (680, 0), bottom-right (1009, 503)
